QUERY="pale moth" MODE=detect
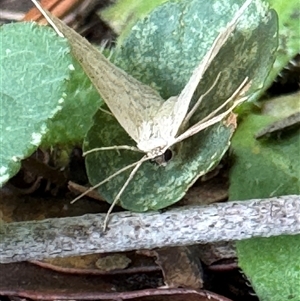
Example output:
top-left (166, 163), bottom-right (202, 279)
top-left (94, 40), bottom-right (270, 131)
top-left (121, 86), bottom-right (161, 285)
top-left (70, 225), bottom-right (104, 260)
top-left (31, 0), bottom-right (251, 230)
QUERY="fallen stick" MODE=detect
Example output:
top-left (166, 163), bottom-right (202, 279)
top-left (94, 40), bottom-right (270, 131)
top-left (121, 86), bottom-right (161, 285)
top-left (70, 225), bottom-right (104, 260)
top-left (0, 195), bottom-right (299, 263)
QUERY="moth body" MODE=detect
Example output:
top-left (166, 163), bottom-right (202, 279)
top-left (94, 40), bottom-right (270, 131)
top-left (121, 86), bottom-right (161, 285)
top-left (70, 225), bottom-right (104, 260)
top-left (137, 135), bottom-right (174, 157)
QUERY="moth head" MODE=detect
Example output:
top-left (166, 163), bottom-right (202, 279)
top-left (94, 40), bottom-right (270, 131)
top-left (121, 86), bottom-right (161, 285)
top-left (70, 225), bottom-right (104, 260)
top-left (137, 138), bottom-right (170, 158)
top-left (152, 149), bottom-right (173, 166)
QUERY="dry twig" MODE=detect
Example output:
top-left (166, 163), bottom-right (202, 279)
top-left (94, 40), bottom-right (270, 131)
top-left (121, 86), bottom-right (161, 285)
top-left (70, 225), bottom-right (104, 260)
top-left (0, 195), bottom-right (299, 263)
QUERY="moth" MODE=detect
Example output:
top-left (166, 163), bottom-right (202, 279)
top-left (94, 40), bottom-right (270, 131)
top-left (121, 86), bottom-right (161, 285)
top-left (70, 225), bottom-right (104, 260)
top-left (31, 0), bottom-right (252, 230)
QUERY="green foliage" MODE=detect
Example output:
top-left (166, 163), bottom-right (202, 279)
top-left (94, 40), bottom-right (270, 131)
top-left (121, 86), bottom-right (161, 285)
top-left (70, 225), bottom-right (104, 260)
top-left (229, 93), bottom-right (300, 300)
top-left (264, 0), bottom-right (300, 88)
top-left (0, 23), bottom-right (72, 184)
top-left (84, 0), bottom-right (278, 211)
top-left (0, 23), bottom-right (101, 185)
top-left (99, 0), bottom-right (168, 39)
top-left (0, 2), bottom-right (296, 297)
top-left (100, 0), bottom-right (299, 94)
top-left (237, 236), bottom-right (300, 301)
top-left (42, 59), bottom-right (102, 147)
top-left (230, 119), bottom-right (299, 199)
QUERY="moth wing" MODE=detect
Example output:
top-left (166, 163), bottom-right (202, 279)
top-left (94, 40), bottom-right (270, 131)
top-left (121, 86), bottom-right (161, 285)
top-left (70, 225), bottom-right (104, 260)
top-left (155, 0), bottom-right (253, 140)
top-left (36, 7), bottom-right (165, 144)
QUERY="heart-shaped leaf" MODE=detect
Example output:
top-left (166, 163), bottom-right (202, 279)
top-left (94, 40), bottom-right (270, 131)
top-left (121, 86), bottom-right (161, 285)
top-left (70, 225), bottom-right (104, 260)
top-left (100, 0), bottom-right (300, 93)
top-left (84, 0), bottom-right (278, 211)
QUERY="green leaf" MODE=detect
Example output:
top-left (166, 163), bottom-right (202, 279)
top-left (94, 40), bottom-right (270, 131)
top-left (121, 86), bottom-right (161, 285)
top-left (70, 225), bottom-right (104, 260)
top-left (100, 0), bottom-right (299, 93)
top-left (237, 236), bottom-right (300, 301)
top-left (263, 0), bottom-right (300, 89)
top-left (0, 21), bottom-right (103, 185)
top-left (229, 119), bottom-right (299, 199)
top-left (85, 0), bottom-right (278, 211)
top-left (229, 93), bottom-right (300, 300)
top-left (113, 0), bottom-right (277, 101)
top-left (99, 0), bottom-right (168, 38)
top-left (41, 59), bottom-right (102, 147)
top-left (0, 22), bottom-right (72, 185)
top-left (261, 92), bottom-right (300, 117)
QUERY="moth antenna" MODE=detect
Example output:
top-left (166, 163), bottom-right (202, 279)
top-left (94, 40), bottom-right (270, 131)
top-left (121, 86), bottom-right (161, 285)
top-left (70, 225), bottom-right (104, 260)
top-left (99, 40), bottom-right (109, 53)
top-left (198, 77), bottom-right (249, 125)
top-left (177, 96), bottom-right (248, 144)
top-left (102, 159), bottom-right (145, 231)
top-left (71, 155), bottom-right (149, 204)
top-left (175, 78), bottom-right (250, 144)
top-left (30, 0), bottom-right (64, 38)
top-left (83, 145), bottom-right (142, 156)
top-left (182, 72), bottom-right (222, 129)
top-left (171, 0), bottom-right (253, 138)
top-left (98, 40), bottom-right (115, 60)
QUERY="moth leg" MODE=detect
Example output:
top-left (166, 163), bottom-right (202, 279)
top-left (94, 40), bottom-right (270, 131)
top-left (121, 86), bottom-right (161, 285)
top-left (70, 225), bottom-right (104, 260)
top-left (83, 145), bottom-right (142, 156)
top-left (200, 77), bottom-right (250, 123)
top-left (197, 77), bottom-right (249, 125)
top-left (182, 72), bottom-right (222, 129)
top-left (99, 107), bottom-right (114, 117)
top-left (71, 155), bottom-right (149, 204)
top-left (102, 158), bottom-right (145, 231)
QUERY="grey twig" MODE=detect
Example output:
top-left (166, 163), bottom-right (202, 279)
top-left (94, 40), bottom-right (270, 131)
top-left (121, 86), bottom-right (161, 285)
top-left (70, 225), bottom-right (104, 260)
top-left (0, 195), bottom-right (299, 263)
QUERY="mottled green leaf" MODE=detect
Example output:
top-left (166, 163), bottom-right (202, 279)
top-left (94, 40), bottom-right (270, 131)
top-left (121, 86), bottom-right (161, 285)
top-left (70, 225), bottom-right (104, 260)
top-left (100, 0), bottom-right (299, 93)
top-left (99, 0), bottom-right (168, 38)
top-left (85, 0), bottom-right (278, 211)
top-left (85, 109), bottom-right (233, 211)
top-left (229, 93), bottom-right (300, 301)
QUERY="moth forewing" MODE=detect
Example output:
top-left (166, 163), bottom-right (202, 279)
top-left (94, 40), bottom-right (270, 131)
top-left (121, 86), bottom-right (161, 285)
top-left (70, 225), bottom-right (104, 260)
top-left (166, 0), bottom-right (254, 140)
top-left (31, 0), bottom-right (253, 157)
top-left (30, 0), bottom-right (165, 145)
top-left (181, 72), bottom-right (223, 130)
top-left (191, 78), bottom-right (250, 129)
